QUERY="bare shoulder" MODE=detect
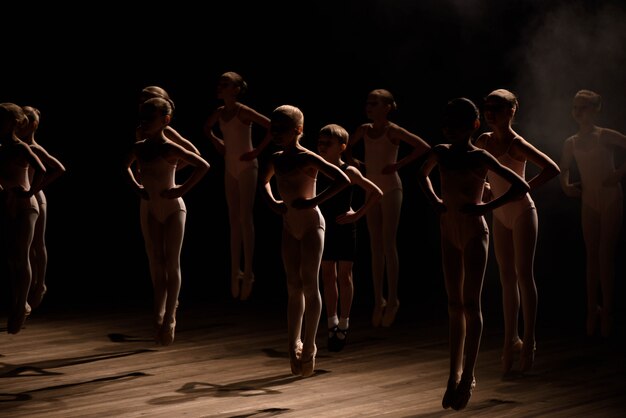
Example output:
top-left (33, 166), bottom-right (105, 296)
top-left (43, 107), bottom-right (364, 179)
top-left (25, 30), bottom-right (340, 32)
top-left (600, 127), bottom-right (626, 142)
top-left (352, 123), bottom-right (369, 137)
top-left (432, 143), bottom-right (451, 155)
top-left (562, 134), bottom-right (576, 147)
top-left (474, 132), bottom-right (492, 148)
top-left (239, 104), bottom-right (270, 125)
top-left (345, 164), bottom-right (364, 179)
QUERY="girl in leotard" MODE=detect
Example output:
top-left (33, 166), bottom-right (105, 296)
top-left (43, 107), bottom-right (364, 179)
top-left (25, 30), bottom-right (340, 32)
top-left (0, 102), bottom-right (46, 334)
top-left (474, 89), bottom-right (560, 373)
top-left (18, 106), bottom-right (66, 310)
top-left (260, 105), bottom-right (350, 377)
top-left (559, 89), bottom-right (626, 338)
top-left (204, 72), bottom-right (272, 300)
top-left (316, 124), bottom-right (382, 352)
top-left (124, 97), bottom-right (210, 345)
top-left (345, 89), bottom-right (430, 327)
top-left (418, 98), bottom-right (529, 411)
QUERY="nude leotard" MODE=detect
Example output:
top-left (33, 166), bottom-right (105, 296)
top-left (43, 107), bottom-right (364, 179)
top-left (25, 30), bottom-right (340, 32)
top-left (487, 137), bottom-right (536, 230)
top-left (364, 125), bottom-right (401, 194)
top-left (573, 131), bottom-right (623, 213)
top-left (0, 160), bottom-right (39, 218)
top-left (439, 162), bottom-right (489, 249)
top-left (276, 165), bottom-right (325, 240)
top-left (138, 156), bottom-right (186, 223)
top-left (219, 108), bottom-right (257, 178)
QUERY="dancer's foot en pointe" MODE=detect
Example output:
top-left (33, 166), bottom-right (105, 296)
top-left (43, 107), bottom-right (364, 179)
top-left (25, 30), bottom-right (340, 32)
top-left (290, 339), bottom-right (303, 376)
top-left (158, 316), bottom-right (176, 346)
top-left (28, 283), bottom-right (47, 310)
top-left (231, 270), bottom-right (243, 299)
top-left (371, 299), bottom-right (386, 328)
top-left (7, 302), bottom-right (30, 335)
top-left (501, 338), bottom-right (523, 373)
top-left (240, 272), bottom-right (255, 301)
top-left (381, 300), bottom-right (400, 327)
top-left (442, 378), bottom-right (459, 409)
top-left (520, 340), bottom-right (536, 373)
top-left (300, 344), bottom-right (317, 377)
top-left (452, 375), bottom-right (476, 411)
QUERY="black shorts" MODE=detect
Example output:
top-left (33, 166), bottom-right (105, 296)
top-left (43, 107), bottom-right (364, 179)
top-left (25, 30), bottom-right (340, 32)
top-left (322, 223), bottom-right (357, 261)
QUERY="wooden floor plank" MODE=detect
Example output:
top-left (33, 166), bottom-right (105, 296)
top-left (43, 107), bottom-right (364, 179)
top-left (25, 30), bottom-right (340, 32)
top-left (1, 301), bottom-right (624, 417)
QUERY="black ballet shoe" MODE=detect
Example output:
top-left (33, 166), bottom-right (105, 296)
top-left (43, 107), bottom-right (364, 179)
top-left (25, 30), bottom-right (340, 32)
top-left (328, 327), bottom-right (347, 352)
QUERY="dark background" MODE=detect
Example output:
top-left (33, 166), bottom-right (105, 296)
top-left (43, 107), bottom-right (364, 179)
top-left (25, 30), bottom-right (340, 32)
top-left (2, 1), bottom-right (626, 331)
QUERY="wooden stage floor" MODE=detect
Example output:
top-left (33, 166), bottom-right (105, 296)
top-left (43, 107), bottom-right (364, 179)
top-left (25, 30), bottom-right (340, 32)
top-left (1, 298), bottom-right (624, 418)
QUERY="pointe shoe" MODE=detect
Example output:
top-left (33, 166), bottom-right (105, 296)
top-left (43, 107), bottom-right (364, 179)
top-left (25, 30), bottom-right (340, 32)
top-left (158, 317), bottom-right (176, 346)
top-left (290, 339), bottom-right (303, 376)
top-left (240, 273), bottom-right (255, 301)
top-left (520, 341), bottom-right (536, 372)
top-left (300, 344), bottom-right (317, 377)
top-left (442, 378), bottom-right (459, 409)
top-left (28, 284), bottom-right (47, 309)
top-left (371, 300), bottom-right (387, 328)
top-left (501, 338), bottom-right (523, 373)
top-left (231, 270), bottom-right (243, 299)
top-left (381, 301), bottom-right (400, 327)
top-left (452, 376), bottom-right (476, 411)
top-left (7, 304), bottom-right (28, 335)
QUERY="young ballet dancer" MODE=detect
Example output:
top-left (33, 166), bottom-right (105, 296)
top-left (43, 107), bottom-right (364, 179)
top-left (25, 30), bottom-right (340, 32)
top-left (0, 102), bottom-right (46, 334)
top-left (345, 88), bottom-right (430, 327)
top-left (18, 106), bottom-right (66, 310)
top-left (559, 89), bottom-right (626, 339)
top-left (417, 97), bottom-right (529, 410)
top-left (260, 105), bottom-right (350, 376)
top-left (138, 86), bottom-right (201, 158)
top-left (203, 71), bottom-right (272, 300)
top-left (123, 97), bottom-right (210, 346)
top-left (316, 123), bottom-right (383, 352)
top-left (474, 89), bottom-right (560, 373)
